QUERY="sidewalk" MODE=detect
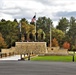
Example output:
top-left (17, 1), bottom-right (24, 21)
top-left (0, 55), bottom-right (20, 60)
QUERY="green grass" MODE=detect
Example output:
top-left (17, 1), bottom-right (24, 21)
top-left (31, 55), bottom-right (76, 62)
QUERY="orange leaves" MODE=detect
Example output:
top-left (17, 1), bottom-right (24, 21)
top-left (63, 42), bottom-right (70, 49)
top-left (52, 38), bottom-right (59, 47)
top-left (0, 33), bottom-right (7, 49)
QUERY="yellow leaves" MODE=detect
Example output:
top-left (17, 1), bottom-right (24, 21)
top-left (22, 21), bottom-right (35, 33)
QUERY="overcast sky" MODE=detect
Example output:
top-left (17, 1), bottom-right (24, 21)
top-left (0, 0), bottom-right (76, 27)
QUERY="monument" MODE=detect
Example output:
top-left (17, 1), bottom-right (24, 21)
top-left (15, 42), bottom-right (47, 55)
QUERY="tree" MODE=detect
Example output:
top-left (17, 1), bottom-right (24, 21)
top-left (56, 17), bottom-right (69, 33)
top-left (37, 29), bottom-right (45, 41)
top-left (0, 20), bottom-right (19, 48)
top-left (36, 16), bottom-right (53, 42)
top-left (52, 38), bottom-right (59, 47)
top-left (0, 19), bottom-right (6, 22)
top-left (0, 33), bottom-right (7, 50)
top-left (13, 19), bottom-right (18, 23)
top-left (70, 17), bottom-right (76, 27)
top-left (63, 41), bottom-right (70, 49)
top-left (67, 17), bottom-right (76, 47)
top-left (21, 18), bottom-right (28, 24)
top-left (52, 28), bottom-right (65, 47)
top-left (36, 17), bottom-right (53, 32)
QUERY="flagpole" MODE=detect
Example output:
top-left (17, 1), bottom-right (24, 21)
top-left (35, 13), bottom-right (36, 41)
top-left (20, 22), bottom-right (21, 33)
top-left (19, 22), bottom-right (22, 41)
top-left (50, 23), bottom-right (51, 48)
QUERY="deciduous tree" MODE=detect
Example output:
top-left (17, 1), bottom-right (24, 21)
top-left (63, 41), bottom-right (70, 49)
top-left (0, 33), bottom-right (7, 50)
top-left (52, 38), bottom-right (59, 47)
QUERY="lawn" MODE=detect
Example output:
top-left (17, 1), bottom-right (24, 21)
top-left (31, 55), bottom-right (76, 62)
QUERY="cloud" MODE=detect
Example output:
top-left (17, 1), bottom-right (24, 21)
top-left (0, 0), bottom-right (76, 26)
top-left (56, 11), bottom-right (76, 18)
top-left (33, 0), bottom-right (54, 6)
top-left (0, 0), bottom-right (45, 19)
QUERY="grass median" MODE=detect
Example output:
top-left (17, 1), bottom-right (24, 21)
top-left (31, 55), bottom-right (76, 62)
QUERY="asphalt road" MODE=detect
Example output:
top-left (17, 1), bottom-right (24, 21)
top-left (0, 61), bottom-right (76, 75)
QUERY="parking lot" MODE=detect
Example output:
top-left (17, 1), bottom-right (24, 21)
top-left (0, 61), bottom-right (76, 75)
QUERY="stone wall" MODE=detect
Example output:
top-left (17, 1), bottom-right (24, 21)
top-left (15, 42), bottom-right (47, 54)
top-left (47, 47), bottom-right (68, 55)
top-left (1, 42), bottom-right (68, 55)
top-left (1, 47), bottom-right (15, 56)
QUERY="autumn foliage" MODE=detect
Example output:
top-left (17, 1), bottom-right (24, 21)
top-left (0, 33), bottom-right (7, 49)
top-left (52, 38), bottom-right (59, 47)
top-left (63, 41), bottom-right (70, 49)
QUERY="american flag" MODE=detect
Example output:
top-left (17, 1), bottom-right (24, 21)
top-left (31, 15), bottom-right (36, 22)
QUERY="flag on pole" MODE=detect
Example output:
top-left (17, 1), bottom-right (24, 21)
top-left (31, 15), bottom-right (36, 23)
top-left (31, 13), bottom-right (36, 41)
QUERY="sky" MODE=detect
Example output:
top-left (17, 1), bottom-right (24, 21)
top-left (0, 0), bottom-right (76, 27)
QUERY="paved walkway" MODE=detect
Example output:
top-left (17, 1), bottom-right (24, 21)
top-left (0, 55), bottom-right (20, 60)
